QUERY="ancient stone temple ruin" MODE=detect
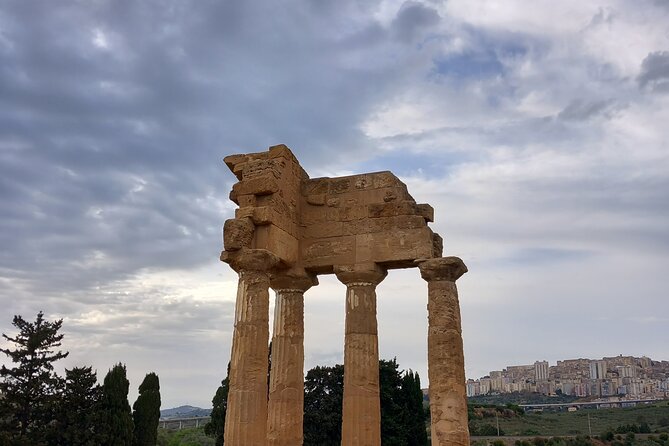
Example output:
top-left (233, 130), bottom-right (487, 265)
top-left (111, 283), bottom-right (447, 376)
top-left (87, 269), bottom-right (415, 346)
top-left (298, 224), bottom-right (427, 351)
top-left (220, 145), bottom-right (469, 446)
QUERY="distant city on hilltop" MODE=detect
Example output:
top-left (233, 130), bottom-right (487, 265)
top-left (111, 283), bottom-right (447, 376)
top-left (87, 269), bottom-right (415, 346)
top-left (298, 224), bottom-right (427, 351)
top-left (468, 355), bottom-right (669, 400)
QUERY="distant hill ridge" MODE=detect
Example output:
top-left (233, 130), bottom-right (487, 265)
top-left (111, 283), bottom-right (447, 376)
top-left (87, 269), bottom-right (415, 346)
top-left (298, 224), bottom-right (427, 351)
top-left (160, 405), bottom-right (211, 419)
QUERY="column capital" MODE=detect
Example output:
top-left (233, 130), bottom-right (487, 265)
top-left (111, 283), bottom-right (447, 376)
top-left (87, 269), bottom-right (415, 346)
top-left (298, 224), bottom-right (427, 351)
top-left (221, 248), bottom-right (282, 274)
top-left (270, 268), bottom-right (318, 293)
top-left (417, 256), bottom-right (467, 282)
top-left (334, 263), bottom-right (387, 287)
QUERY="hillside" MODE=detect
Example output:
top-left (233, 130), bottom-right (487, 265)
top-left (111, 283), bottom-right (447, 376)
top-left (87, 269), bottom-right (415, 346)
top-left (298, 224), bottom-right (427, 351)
top-left (469, 401), bottom-right (669, 437)
top-left (160, 405), bottom-right (211, 419)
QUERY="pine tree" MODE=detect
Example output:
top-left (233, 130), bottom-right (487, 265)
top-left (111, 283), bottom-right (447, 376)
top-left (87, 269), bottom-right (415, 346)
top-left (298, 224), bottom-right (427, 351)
top-left (132, 372), bottom-right (161, 446)
top-left (58, 366), bottom-right (103, 446)
top-left (100, 363), bottom-right (134, 446)
top-left (205, 363), bottom-right (230, 446)
top-left (0, 311), bottom-right (69, 442)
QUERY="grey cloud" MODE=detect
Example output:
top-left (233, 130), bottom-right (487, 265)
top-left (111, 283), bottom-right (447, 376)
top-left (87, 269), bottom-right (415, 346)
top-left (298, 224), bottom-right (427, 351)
top-left (391, 1), bottom-right (440, 43)
top-left (557, 98), bottom-right (623, 121)
top-left (652, 0), bottom-right (669, 9)
top-left (587, 7), bottom-right (615, 28)
top-left (638, 51), bottom-right (669, 92)
top-left (0, 0), bottom-right (419, 300)
top-left (502, 248), bottom-right (594, 266)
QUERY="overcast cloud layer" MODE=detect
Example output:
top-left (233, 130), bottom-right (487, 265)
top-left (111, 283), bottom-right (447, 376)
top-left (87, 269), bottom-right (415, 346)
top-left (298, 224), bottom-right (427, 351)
top-left (1, 0), bottom-right (668, 408)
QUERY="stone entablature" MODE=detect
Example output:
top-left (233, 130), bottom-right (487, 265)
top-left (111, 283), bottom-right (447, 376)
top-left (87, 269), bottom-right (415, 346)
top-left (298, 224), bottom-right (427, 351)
top-left (220, 145), bottom-right (468, 446)
top-left (222, 144), bottom-right (441, 273)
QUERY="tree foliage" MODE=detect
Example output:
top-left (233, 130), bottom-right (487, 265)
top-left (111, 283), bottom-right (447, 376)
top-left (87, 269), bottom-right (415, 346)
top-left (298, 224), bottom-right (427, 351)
top-left (100, 363), bottom-right (134, 446)
top-left (57, 366), bottom-right (104, 446)
top-left (402, 370), bottom-right (428, 446)
top-left (303, 364), bottom-right (344, 446)
top-left (133, 372), bottom-right (161, 446)
top-left (0, 311), bottom-right (69, 443)
top-left (0, 313), bottom-right (160, 446)
top-left (379, 359), bottom-right (428, 446)
top-left (302, 360), bottom-right (427, 446)
top-left (204, 363), bottom-right (230, 446)
top-left (380, 359), bottom-right (405, 445)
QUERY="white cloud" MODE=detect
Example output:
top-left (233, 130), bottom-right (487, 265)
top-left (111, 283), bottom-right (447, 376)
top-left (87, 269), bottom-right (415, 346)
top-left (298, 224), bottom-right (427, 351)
top-left (92, 28), bottom-right (109, 49)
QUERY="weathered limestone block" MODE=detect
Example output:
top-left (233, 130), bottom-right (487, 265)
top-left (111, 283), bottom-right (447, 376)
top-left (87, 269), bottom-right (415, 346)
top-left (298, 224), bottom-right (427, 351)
top-left (335, 205), bottom-right (370, 222)
top-left (302, 236), bottom-right (355, 271)
top-left (433, 233), bottom-right (444, 258)
top-left (416, 203), bottom-right (434, 222)
top-left (256, 194), bottom-right (298, 221)
top-left (301, 204), bottom-right (328, 225)
top-left (306, 193), bottom-right (326, 206)
top-left (302, 226), bottom-right (436, 270)
top-left (253, 225), bottom-right (299, 265)
top-left (417, 257), bottom-right (469, 446)
top-left (237, 194), bottom-right (257, 208)
top-left (342, 215), bottom-right (426, 236)
top-left (333, 186), bottom-right (411, 207)
top-left (329, 177), bottom-right (353, 194)
top-left (303, 221), bottom-right (345, 239)
top-left (222, 249), bottom-right (282, 446)
top-left (302, 178), bottom-right (328, 196)
top-left (224, 144), bottom-right (305, 182)
top-left (368, 200), bottom-right (418, 218)
top-left (267, 270), bottom-right (317, 446)
top-left (231, 176), bottom-right (280, 200)
top-left (223, 218), bottom-right (254, 251)
top-left (369, 227), bottom-right (436, 264)
top-left (371, 171), bottom-right (405, 189)
top-left (250, 207), bottom-right (300, 239)
top-left (335, 264), bottom-right (387, 446)
top-left (243, 159), bottom-right (283, 180)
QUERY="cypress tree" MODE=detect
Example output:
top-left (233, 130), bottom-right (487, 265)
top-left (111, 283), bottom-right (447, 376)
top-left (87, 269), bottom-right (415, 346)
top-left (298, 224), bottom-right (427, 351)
top-left (380, 358), bottom-right (406, 446)
top-left (0, 312), bottom-right (68, 443)
top-left (402, 370), bottom-right (428, 446)
top-left (132, 372), bottom-right (161, 446)
top-left (100, 363), bottom-right (134, 446)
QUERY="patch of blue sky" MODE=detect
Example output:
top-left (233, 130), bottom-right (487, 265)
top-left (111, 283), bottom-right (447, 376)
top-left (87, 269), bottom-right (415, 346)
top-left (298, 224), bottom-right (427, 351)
top-left (431, 28), bottom-right (536, 81)
top-left (433, 50), bottom-right (504, 79)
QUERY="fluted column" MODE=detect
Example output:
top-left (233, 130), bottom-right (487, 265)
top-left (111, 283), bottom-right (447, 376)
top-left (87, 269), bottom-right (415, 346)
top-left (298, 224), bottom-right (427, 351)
top-left (335, 264), bottom-right (387, 446)
top-left (222, 249), bottom-right (280, 446)
top-left (418, 257), bottom-right (469, 446)
top-left (267, 270), bottom-right (317, 446)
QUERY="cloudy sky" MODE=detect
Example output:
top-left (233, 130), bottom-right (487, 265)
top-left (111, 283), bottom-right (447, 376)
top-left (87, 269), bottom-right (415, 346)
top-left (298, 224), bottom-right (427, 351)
top-left (1, 0), bottom-right (668, 409)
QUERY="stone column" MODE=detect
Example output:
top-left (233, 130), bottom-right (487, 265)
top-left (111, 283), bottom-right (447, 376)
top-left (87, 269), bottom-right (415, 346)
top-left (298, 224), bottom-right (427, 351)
top-left (266, 270), bottom-right (317, 446)
top-left (418, 257), bottom-right (469, 446)
top-left (335, 264), bottom-right (387, 446)
top-left (222, 249), bottom-right (280, 446)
